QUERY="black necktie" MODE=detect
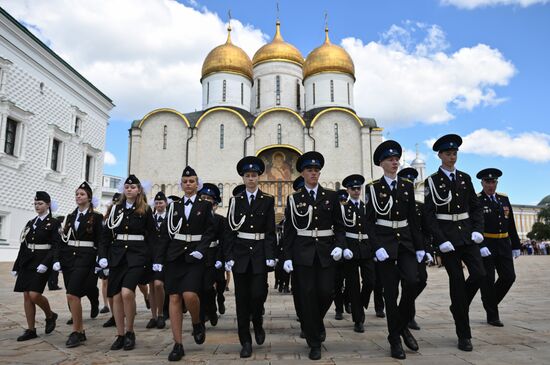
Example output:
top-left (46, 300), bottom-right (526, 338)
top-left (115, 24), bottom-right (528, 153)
top-left (390, 181), bottom-right (397, 199)
top-left (77, 213), bottom-right (84, 222)
top-left (250, 194), bottom-right (255, 206)
top-left (354, 202), bottom-right (359, 209)
top-left (450, 172), bottom-right (456, 182)
top-left (309, 190), bottom-right (315, 202)
top-left (156, 215), bottom-right (163, 222)
top-left (184, 199), bottom-right (193, 206)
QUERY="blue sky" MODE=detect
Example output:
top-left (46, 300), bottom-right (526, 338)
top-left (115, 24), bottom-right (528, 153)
top-left (3, 0), bottom-right (550, 204)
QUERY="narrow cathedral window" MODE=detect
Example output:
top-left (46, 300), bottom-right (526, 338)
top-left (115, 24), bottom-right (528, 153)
top-left (313, 83), bottom-right (316, 105)
top-left (220, 124), bottom-right (224, 149)
top-left (296, 80), bottom-right (301, 110)
top-left (347, 83), bottom-right (350, 105)
top-left (222, 80), bottom-right (227, 102)
top-left (218, 183), bottom-right (224, 206)
top-left (277, 124), bottom-right (282, 144)
top-left (276, 75), bottom-right (281, 105)
top-left (241, 83), bottom-right (244, 105)
top-left (330, 80), bottom-right (334, 102)
top-left (163, 125), bottom-right (167, 150)
top-left (207, 82), bottom-right (210, 104)
top-left (161, 184), bottom-right (166, 193)
top-left (334, 123), bottom-right (339, 148)
top-left (257, 79), bottom-right (261, 109)
top-left (4, 118), bottom-right (17, 155)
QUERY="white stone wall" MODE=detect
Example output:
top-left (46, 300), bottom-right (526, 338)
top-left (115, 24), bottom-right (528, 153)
top-left (253, 110), bottom-right (305, 153)
top-left (304, 73), bottom-right (355, 111)
top-left (252, 62), bottom-right (303, 114)
top-left (202, 72), bottom-right (251, 112)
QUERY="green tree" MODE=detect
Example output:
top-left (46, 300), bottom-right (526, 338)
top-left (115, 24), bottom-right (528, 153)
top-left (528, 222), bottom-right (550, 241)
top-left (538, 206), bottom-right (550, 225)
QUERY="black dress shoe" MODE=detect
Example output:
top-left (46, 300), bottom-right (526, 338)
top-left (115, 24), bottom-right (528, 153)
top-left (103, 316), bottom-right (116, 327)
top-left (66, 331), bottom-right (81, 348)
top-left (218, 300), bottom-right (225, 315)
top-left (168, 343), bottom-right (185, 361)
top-left (320, 329), bottom-right (326, 342)
top-left (254, 323), bottom-right (266, 345)
top-left (192, 322), bottom-right (205, 344)
top-left (376, 310), bottom-right (386, 318)
top-left (210, 313), bottom-right (218, 327)
top-left (123, 331), bottom-right (135, 350)
top-left (157, 316), bottom-right (166, 329)
top-left (78, 331), bottom-right (87, 342)
top-left (408, 319), bottom-right (421, 330)
top-left (100, 306), bottom-right (110, 314)
top-left (17, 329), bottom-right (37, 342)
top-left (401, 328), bottom-right (419, 351)
top-left (458, 338), bottom-right (473, 351)
top-left (488, 319), bottom-right (504, 327)
top-left (45, 312), bottom-right (58, 334)
top-left (240, 342), bottom-right (252, 358)
top-left (90, 303), bottom-right (99, 319)
top-left (390, 342), bottom-right (406, 359)
top-left (66, 318), bottom-right (73, 325)
top-left (110, 335), bottom-right (125, 350)
top-left (309, 346), bottom-right (322, 360)
top-left (334, 311), bottom-right (343, 320)
top-left (146, 318), bottom-right (158, 329)
top-left (354, 322), bottom-right (365, 333)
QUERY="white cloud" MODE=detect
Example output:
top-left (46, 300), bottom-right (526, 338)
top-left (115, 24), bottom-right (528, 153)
top-left (342, 21), bottom-right (516, 126)
top-left (104, 151), bottom-right (117, 165)
top-left (441, 0), bottom-right (549, 9)
top-left (1, 0), bottom-right (267, 120)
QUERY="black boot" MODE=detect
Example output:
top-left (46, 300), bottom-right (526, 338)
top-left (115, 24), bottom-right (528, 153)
top-left (45, 312), bottom-right (58, 334)
top-left (353, 322), bottom-right (365, 333)
top-left (110, 335), bottom-right (125, 350)
top-left (123, 331), bottom-right (135, 350)
top-left (458, 338), bottom-right (473, 351)
top-left (401, 328), bottom-right (419, 351)
top-left (192, 322), bottom-right (205, 344)
top-left (254, 319), bottom-right (266, 345)
top-left (390, 342), bottom-right (406, 359)
top-left (240, 342), bottom-right (252, 358)
top-left (90, 301), bottom-right (99, 319)
top-left (168, 343), bottom-right (185, 361)
top-left (146, 318), bottom-right (158, 329)
top-left (17, 329), bottom-right (37, 342)
top-left (408, 318), bottom-right (421, 330)
top-left (103, 316), bottom-right (116, 327)
top-left (157, 316), bottom-right (166, 329)
top-left (66, 331), bottom-right (81, 348)
top-left (309, 346), bottom-right (321, 360)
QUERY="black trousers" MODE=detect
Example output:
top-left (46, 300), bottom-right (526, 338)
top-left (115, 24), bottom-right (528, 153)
top-left (233, 264), bottom-right (268, 346)
top-left (442, 244), bottom-right (486, 339)
top-left (361, 259), bottom-right (384, 313)
top-left (334, 262), bottom-right (348, 313)
top-left (200, 265), bottom-right (217, 322)
top-left (344, 260), bottom-right (366, 324)
top-left (376, 249), bottom-right (418, 345)
top-left (294, 254), bottom-right (335, 349)
top-left (466, 250), bottom-right (516, 321)
top-left (214, 268), bottom-right (227, 308)
top-left (411, 261), bottom-right (428, 321)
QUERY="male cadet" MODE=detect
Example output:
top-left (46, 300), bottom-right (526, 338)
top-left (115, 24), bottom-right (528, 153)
top-left (224, 156), bottom-right (276, 358)
top-left (466, 168), bottom-right (521, 327)
top-left (334, 189), bottom-right (352, 320)
top-left (423, 134), bottom-right (485, 352)
top-left (341, 174), bottom-right (376, 333)
top-left (398, 167), bottom-right (434, 331)
top-left (282, 151), bottom-right (346, 361)
top-left (365, 140), bottom-right (424, 360)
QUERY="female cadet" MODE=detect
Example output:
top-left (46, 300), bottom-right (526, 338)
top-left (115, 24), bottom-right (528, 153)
top-left (100, 192), bottom-right (120, 328)
top-left (12, 191), bottom-right (60, 341)
top-left (57, 181), bottom-right (103, 347)
top-left (98, 174), bottom-right (156, 351)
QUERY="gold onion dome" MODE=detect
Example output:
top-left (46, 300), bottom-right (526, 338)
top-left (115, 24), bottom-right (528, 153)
top-left (252, 21), bottom-right (304, 67)
top-left (201, 25), bottom-right (253, 82)
top-left (303, 27), bottom-right (355, 80)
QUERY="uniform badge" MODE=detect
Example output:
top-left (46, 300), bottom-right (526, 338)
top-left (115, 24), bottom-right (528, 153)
top-left (325, 200), bottom-right (330, 205)
top-left (404, 191), bottom-right (409, 196)
top-left (173, 211), bottom-right (179, 216)
top-left (380, 193), bottom-right (387, 198)
top-left (196, 211), bottom-right (202, 216)
top-left (503, 206), bottom-right (510, 219)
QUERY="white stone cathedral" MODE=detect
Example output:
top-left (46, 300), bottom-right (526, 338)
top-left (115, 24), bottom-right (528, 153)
top-left (128, 21), bottom-right (384, 216)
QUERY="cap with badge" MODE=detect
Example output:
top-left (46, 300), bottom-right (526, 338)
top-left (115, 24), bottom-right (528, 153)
top-left (292, 176), bottom-right (305, 191)
top-left (35, 191), bottom-right (51, 203)
top-left (336, 189), bottom-right (349, 202)
top-left (236, 156), bottom-right (265, 176)
top-left (398, 167), bottom-right (419, 181)
top-left (476, 168), bottom-right (502, 181)
top-left (182, 166), bottom-right (197, 177)
top-left (373, 140), bottom-right (402, 166)
top-left (296, 151), bottom-right (325, 172)
top-left (199, 183), bottom-right (221, 204)
top-left (232, 184), bottom-right (246, 197)
top-left (124, 174), bottom-right (141, 185)
top-left (112, 193), bottom-right (121, 203)
top-left (342, 174), bottom-right (365, 188)
top-left (154, 191), bottom-right (167, 201)
top-left (77, 181), bottom-right (93, 197)
top-left (432, 133), bottom-right (462, 152)
top-left (167, 195), bottom-right (181, 202)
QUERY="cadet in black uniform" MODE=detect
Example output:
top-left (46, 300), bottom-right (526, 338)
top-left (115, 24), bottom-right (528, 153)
top-left (334, 189), bottom-right (351, 321)
top-left (155, 166), bottom-right (216, 361)
top-left (283, 151), bottom-right (346, 361)
top-left (224, 156), bottom-right (276, 358)
top-left (366, 141), bottom-right (424, 359)
top-left (466, 168), bottom-right (521, 327)
top-left (423, 134), bottom-right (486, 352)
top-left (100, 193), bottom-right (120, 328)
top-left (98, 175), bottom-right (156, 351)
top-left (12, 191), bottom-right (60, 341)
top-left (57, 182), bottom-right (103, 347)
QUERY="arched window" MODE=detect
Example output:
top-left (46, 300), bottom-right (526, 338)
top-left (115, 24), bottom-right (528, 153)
top-left (313, 83), bottom-right (316, 105)
top-left (240, 83), bottom-right (244, 105)
top-left (218, 183), bottom-right (224, 207)
top-left (222, 80), bottom-right (227, 102)
top-left (347, 83), bottom-right (350, 105)
top-left (275, 75), bottom-right (281, 105)
top-left (330, 80), bottom-right (334, 102)
top-left (256, 79), bottom-right (261, 109)
top-left (163, 125), bottom-right (168, 150)
top-left (220, 124), bottom-right (224, 149)
top-left (334, 123), bottom-right (339, 148)
top-left (161, 184), bottom-right (166, 193)
top-left (296, 80), bottom-right (301, 110)
top-left (335, 182), bottom-right (341, 190)
top-left (277, 124), bottom-right (282, 144)
top-left (207, 82), bottom-right (210, 104)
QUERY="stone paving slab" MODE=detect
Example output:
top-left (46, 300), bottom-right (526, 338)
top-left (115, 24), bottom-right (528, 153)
top-left (0, 256), bottom-right (549, 364)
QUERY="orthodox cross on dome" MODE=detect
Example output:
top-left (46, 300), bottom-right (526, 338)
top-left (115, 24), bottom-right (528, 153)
top-left (276, 2), bottom-right (280, 21)
top-left (415, 143), bottom-right (419, 158)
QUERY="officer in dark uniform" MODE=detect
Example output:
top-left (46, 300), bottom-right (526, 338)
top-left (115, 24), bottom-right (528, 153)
top-left (155, 166), bottom-right (216, 361)
top-left (282, 151), bottom-right (346, 360)
top-left (366, 141), bottom-right (424, 359)
top-left (224, 156), bottom-right (276, 358)
top-left (423, 134), bottom-right (486, 352)
top-left (466, 168), bottom-right (521, 327)
top-left (334, 189), bottom-right (351, 320)
top-left (13, 191), bottom-right (60, 341)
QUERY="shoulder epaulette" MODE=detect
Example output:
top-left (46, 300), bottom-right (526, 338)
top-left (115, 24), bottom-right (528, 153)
top-left (367, 179), bottom-right (379, 186)
top-left (262, 192), bottom-right (273, 197)
top-left (430, 172), bottom-right (438, 177)
top-left (324, 187), bottom-right (335, 192)
top-left (477, 192), bottom-right (482, 197)
top-left (497, 192), bottom-right (508, 197)
top-left (401, 177), bottom-right (413, 184)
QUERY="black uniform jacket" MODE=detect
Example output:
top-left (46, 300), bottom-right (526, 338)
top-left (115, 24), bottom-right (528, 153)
top-left (59, 209), bottom-right (103, 269)
top-left (13, 215), bottom-right (61, 272)
top-left (204, 213), bottom-right (225, 267)
top-left (156, 198), bottom-right (215, 265)
top-left (424, 169), bottom-right (483, 248)
top-left (365, 177), bottom-right (423, 259)
top-left (478, 192), bottom-right (521, 255)
top-left (342, 200), bottom-right (375, 260)
top-left (283, 185), bottom-right (346, 268)
top-left (99, 203), bottom-right (156, 268)
top-left (224, 189), bottom-right (276, 274)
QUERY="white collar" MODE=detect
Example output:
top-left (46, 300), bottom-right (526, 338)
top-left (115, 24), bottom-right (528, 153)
top-left (125, 201), bottom-right (134, 209)
top-left (156, 211), bottom-right (166, 218)
top-left (77, 207), bottom-right (88, 215)
top-left (439, 166), bottom-right (457, 179)
top-left (349, 198), bottom-right (361, 205)
top-left (184, 195), bottom-right (196, 203)
top-left (383, 175), bottom-right (397, 187)
top-left (37, 212), bottom-right (49, 220)
top-left (305, 184), bottom-right (319, 195)
top-left (246, 189), bottom-right (259, 200)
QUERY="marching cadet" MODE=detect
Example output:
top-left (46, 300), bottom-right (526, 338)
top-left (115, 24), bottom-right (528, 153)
top-left (466, 168), bottom-right (521, 327)
top-left (57, 182), bottom-right (103, 347)
top-left (282, 151), bottom-right (346, 361)
top-left (423, 134), bottom-right (485, 352)
top-left (98, 174), bottom-right (156, 351)
top-left (100, 193), bottom-right (120, 329)
top-left (145, 191), bottom-right (168, 330)
top-left (397, 167), bottom-right (434, 331)
top-left (12, 191), bottom-right (60, 341)
top-left (334, 189), bottom-right (351, 320)
top-left (365, 141), bottom-right (424, 359)
top-left (154, 166), bottom-right (216, 361)
top-left (224, 156), bottom-right (276, 358)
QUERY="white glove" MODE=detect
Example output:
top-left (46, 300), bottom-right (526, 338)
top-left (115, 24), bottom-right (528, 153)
top-left (266, 259), bottom-right (276, 267)
top-left (415, 250), bottom-right (426, 263)
top-left (152, 263), bottom-right (163, 272)
top-left (426, 252), bottom-right (434, 263)
top-left (439, 241), bottom-right (455, 253)
top-left (512, 249), bottom-right (521, 259)
top-left (375, 248), bottom-right (390, 262)
top-left (52, 262), bottom-right (61, 272)
top-left (36, 264), bottom-right (48, 274)
top-left (343, 248), bottom-right (354, 260)
top-left (283, 259), bottom-right (293, 273)
top-left (189, 251), bottom-right (203, 260)
top-left (102, 268), bottom-right (109, 276)
top-left (99, 258), bottom-right (108, 268)
top-left (480, 247), bottom-right (491, 257)
top-left (94, 266), bottom-right (102, 274)
top-left (215, 260), bottom-right (223, 269)
top-left (10, 271), bottom-right (17, 277)
top-left (225, 260), bottom-right (234, 272)
top-left (472, 231), bottom-right (484, 244)
top-left (331, 247), bottom-right (343, 261)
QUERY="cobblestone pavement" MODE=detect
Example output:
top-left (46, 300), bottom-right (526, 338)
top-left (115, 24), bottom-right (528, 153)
top-left (0, 256), bottom-right (549, 364)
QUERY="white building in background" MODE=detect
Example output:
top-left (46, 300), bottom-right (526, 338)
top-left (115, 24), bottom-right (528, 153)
top-left (100, 174), bottom-right (122, 214)
top-left (0, 8), bottom-right (113, 256)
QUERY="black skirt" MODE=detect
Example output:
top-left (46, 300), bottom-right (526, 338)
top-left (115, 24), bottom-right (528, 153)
top-left (107, 263), bottom-right (147, 297)
top-left (165, 255), bottom-right (204, 295)
top-left (62, 266), bottom-right (94, 297)
top-left (14, 267), bottom-right (49, 294)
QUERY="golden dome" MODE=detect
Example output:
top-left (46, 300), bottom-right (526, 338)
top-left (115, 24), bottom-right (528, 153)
top-left (201, 26), bottom-right (253, 82)
top-left (252, 21), bottom-right (304, 67)
top-left (303, 27), bottom-right (355, 80)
